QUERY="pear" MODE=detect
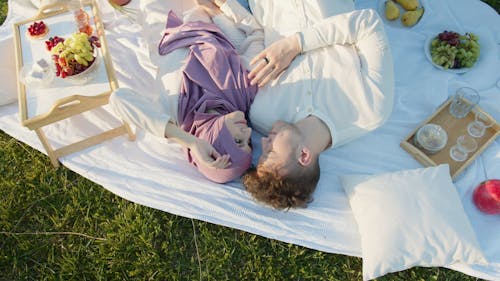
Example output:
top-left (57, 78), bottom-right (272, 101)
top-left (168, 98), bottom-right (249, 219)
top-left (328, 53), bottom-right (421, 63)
top-left (385, 0), bottom-right (400, 21)
top-left (401, 8), bottom-right (424, 27)
top-left (395, 0), bottom-right (419, 11)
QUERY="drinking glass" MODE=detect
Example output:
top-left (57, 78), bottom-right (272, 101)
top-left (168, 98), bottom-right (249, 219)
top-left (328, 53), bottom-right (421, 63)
top-left (19, 59), bottom-right (54, 88)
top-left (467, 111), bottom-right (494, 138)
top-left (449, 87), bottom-right (480, 119)
top-left (449, 135), bottom-right (478, 162)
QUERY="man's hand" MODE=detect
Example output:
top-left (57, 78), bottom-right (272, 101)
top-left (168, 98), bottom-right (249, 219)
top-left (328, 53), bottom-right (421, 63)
top-left (248, 34), bottom-right (302, 87)
top-left (188, 138), bottom-right (231, 169)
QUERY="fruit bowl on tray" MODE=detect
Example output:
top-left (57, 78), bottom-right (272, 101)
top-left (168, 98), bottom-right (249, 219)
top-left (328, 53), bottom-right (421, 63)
top-left (424, 30), bottom-right (481, 73)
top-left (46, 32), bottom-right (102, 85)
top-left (63, 48), bottom-right (100, 85)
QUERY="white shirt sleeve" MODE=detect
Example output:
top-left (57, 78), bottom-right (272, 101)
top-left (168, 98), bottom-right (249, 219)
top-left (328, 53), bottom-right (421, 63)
top-left (300, 9), bottom-right (384, 52)
top-left (300, 9), bottom-right (394, 112)
top-left (109, 88), bottom-right (172, 138)
top-left (211, 0), bottom-right (264, 69)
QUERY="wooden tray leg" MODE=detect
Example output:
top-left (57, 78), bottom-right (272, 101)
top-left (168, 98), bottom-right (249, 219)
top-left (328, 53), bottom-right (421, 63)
top-left (34, 122), bottom-right (134, 168)
top-left (34, 128), bottom-right (60, 168)
top-left (123, 121), bottom-right (135, 141)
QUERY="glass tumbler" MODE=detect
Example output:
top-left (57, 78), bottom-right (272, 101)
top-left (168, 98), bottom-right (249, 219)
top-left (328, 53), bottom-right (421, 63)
top-left (467, 111), bottom-right (494, 138)
top-left (19, 59), bottom-right (54, 88)
top-left (449, 135), bottom-right (478, 162)
top-left (449, 87), bottom-right (480, 119)
top-left (68, 0), bottom-right (93, 35)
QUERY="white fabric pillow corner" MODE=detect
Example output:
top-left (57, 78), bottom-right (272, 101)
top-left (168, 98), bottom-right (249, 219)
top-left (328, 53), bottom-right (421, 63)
top-left (0, 39), bottom-right (18, 106)
top-left (340, 164), bottom-right (487, 281)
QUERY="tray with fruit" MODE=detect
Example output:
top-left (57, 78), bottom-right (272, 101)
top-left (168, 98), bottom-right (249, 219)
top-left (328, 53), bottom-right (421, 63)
top-left (378, 0), bottom-right (425, 28)
top-left (12, 1), bottom-right (132, 168)
top-left (13, 0), bottom-right (118, 124)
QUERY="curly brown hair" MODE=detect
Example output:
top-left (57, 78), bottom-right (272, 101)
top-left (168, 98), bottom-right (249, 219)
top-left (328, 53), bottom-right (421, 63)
top-left (242, 159), bottom-right (320, 210)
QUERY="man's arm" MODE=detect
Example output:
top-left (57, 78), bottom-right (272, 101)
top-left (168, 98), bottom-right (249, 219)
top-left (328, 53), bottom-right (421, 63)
top-left (247, 34), bottom-right (301, 87)
top-left (248, 9), bottom-right (393, 89)
top-left (299, 9), bottom-right (387, 53)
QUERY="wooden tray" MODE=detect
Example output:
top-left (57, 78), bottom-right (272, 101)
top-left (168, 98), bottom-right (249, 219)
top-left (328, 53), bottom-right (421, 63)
top-left (14, 0), bottom-right (118, 126)
top-left (401, 97), bottom-right (500, 179)
top-left (13, 0), bottom-right (134, 167)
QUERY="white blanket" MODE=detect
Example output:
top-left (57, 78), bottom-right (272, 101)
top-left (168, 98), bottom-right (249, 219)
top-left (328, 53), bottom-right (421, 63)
top-left (0, 0), bottom-right (499, 279)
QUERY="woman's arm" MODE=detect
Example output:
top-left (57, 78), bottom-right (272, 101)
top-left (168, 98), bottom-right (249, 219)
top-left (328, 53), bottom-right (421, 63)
top-left (164, 122), bottom-right (231, 169)
top-left (109, 88), bottom-right (230, 169)
top-left (197, 0), bottom-right (265, 69)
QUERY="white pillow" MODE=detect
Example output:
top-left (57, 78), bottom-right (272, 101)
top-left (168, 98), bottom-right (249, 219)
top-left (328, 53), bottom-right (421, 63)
top-left (0, 67), bottom-right (17, 106)
top-left (340, 164), bottom-right (487, 280)
top-left (0, 39), bottom-right (18, 106)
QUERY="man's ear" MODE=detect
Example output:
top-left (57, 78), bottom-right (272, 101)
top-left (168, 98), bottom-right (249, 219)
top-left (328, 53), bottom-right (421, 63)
top-left (298, 146), bottom-right (312, 167)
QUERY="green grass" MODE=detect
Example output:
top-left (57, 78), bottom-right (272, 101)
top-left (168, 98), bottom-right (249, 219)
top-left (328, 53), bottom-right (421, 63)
top-left (1, 1), bottom-right (498, 280)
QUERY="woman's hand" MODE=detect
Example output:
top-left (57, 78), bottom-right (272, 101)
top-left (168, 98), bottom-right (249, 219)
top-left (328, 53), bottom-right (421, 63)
top-left (189, 138), bottom-right (231, 169)
top-left (195, 0), bottom-right (223, 17)
top-left (248, 34), bottom-right (302, 87)
top-left (164, 122), bottom-right (231, 169)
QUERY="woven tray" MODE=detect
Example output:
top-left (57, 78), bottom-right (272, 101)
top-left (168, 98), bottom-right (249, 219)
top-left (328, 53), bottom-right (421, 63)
top-left (401, 97), bottom-right (500, 179)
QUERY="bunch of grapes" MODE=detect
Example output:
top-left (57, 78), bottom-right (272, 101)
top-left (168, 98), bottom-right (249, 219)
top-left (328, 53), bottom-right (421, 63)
top-left (430, 30), bottom-right (480, 69)
top-left (49, 32), bottom-right (101, 78)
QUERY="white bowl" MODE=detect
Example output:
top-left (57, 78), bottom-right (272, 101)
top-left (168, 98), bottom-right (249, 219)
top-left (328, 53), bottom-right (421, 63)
top-left (64, 50), bottom-right (100, 85)
top-left (423, 35), bottom-right (471, 74)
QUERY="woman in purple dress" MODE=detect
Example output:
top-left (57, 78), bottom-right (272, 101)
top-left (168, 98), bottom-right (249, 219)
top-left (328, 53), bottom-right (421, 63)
top-left (110, 6), bottom-right (262, 183)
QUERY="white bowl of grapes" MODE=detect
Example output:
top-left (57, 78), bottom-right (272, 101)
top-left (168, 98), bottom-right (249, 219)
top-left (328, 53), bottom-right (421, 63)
top-left (424, 30), bottom-right (480, 73)
top-left (45, 32), bottom-right (101, 85)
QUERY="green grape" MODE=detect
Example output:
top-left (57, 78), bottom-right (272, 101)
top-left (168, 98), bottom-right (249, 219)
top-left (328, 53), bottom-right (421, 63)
top-left (74, 54), bottom-right (88, 66)
top-left (430, 38), bottom-right (458, 69)
top-left (456, 32), bottom-right (480, 68)
top-left (59, 49), bottom-right (70, 59)
top-left (83, 52), bottom-right (94, 61)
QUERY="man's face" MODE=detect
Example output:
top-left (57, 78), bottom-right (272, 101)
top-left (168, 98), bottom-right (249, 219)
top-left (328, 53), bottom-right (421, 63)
top-left (258, 120), bottom-right (301, 174)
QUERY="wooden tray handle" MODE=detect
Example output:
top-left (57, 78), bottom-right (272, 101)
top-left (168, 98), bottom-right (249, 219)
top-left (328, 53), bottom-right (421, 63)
top-left (34, 2), bottom-right (68, 19)
top-left (49, 94), bottom-right (107, 113)
top-left (52, 95), bottom-right (82, 109)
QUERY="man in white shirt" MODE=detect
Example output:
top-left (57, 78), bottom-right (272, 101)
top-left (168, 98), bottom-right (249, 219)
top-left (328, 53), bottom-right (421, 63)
top-left (202, 0), bottom-right (394, 209)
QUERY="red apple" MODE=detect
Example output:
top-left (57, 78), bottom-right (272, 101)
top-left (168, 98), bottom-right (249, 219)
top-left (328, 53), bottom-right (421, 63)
top-left (473, 179), bottom-right (500, 215)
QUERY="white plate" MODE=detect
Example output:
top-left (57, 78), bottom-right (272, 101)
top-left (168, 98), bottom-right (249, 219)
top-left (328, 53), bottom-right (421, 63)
top-left (377, 0), bottom-right (426, 29)
top-left (423, 33), bottom-right (480, 74)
